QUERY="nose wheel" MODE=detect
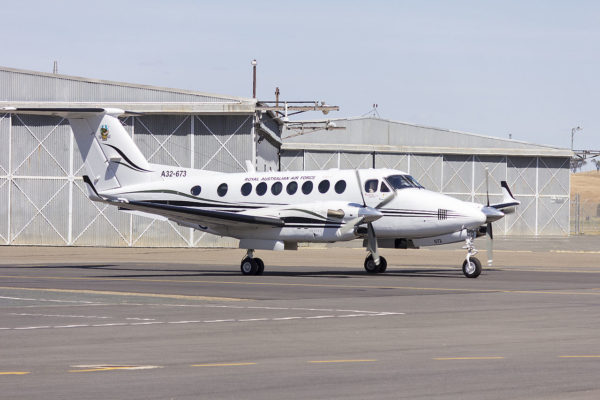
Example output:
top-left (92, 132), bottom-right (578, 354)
top-left (240, 249), bottom-right (264, 275)
top-left (462, 233), bottom-right (482, 278)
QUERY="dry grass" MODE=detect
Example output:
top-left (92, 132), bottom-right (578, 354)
top-left (571, 171), bottom-right (600, 201)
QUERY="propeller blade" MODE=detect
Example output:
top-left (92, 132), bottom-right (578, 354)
top-left (486, 222), bottom-right (493, 267)
top-left (485, 166), bottom-right (490, 207)
top-left (366, 222), bottom-right (380, 266)
top-left (354, 169), bottom-right (366, 207)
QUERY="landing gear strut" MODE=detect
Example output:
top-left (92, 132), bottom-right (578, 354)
top-left (240, 249), bottom-right (264, 275)
top-left (462, 232), bottom-right (482, 278)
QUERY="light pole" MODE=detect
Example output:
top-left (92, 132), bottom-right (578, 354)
top-left (251, 59), bottom-right (257, 99)
top-left (571, 126), bottom-right (581, 150)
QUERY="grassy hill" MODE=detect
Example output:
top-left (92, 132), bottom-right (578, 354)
top-left (571, 170), bottom-right (600, 201)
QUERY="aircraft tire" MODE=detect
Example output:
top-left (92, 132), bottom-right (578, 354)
top-left (255, 258), bottom-right (265, 275)
top-left (364, 255), bottom-right (379, 273)
top-left (462, 257), bottom-right (482, 278)
top-left (241, 257), bottom-right (259, 275)
top-left (378, 256), bottom-right (387, 273)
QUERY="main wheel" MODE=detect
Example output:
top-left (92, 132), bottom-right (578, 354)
top-left (462, 257), bottom-right (482, 278)
top-left (254, 258), bottom-right (265, 275)
top-left (364, 255), bottom-right (379, 273)
top-left (240, 257), bottom-right (258, 275)
top-left (378, 256), bottom-right (387, 273)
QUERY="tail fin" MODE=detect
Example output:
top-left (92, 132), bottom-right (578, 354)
top-left (2, 107), bottom-right (154, 192)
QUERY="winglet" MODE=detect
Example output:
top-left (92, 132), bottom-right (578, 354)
top-left (491, 181), bottom-right (520, 213)
top-left (82, 175), bottom-right (104, 201)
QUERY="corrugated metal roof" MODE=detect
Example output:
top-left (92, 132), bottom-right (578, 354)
top-left (0, 66), bottom-right (255, 106)
top-left (282, 117), bottom-right (573, 158)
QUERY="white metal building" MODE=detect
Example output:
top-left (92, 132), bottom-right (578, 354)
top-left (0, 66), bottom-right (281, 247)
top-left (1, 67), bottom-right (573, 247)
top-left (281, 117), bottom-right (573, 236)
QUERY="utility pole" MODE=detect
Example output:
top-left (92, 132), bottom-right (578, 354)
top-left (571, 126), bottom-right (581, 150)
top-left (251, 59), bottom-right (257, 99)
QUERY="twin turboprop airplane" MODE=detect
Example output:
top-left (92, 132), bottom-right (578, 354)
top-left (2, 107), bottom-right (520, 278)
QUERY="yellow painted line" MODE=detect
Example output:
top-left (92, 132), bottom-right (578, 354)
top-left (559, 355), bottom-right (600, 359)
top-left (308, 359), bottom-right (377, 364)
top-left (191, 363), bottom-right (256, 367)
top-left (0, 371), bottom-right (30, 375)
top-left (3, 275), bottom-right (600, 297)
top-left (433, 357), bottom-right (505, 360)
top-left (0, 286), bottom-right (245, 302)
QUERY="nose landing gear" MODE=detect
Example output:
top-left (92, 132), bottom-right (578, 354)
top-left (462, 233), bottom-right (482, 278)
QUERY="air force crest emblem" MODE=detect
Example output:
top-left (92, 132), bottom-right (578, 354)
top-left (100, 124), bottom-right (110, 141)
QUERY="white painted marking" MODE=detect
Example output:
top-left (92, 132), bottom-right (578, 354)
top-left (204, 319), bottom-right (235, 323)
top-left (14, 326), bottom-right (51, 330)
top-left (305, 315), bottom-right (335, 319)
top-left (272, 317), bottom-right (302, 320)
top-left (10, 313), bottom-right (111, 319)
top-left (129, 322), bottom-right (164, 325)
top-left (237, 318), bottom-right (269, 322)
top-left (91, 323), bottom-right (128, 327)
top-left (53, 324), bottom-right (90, 328)
top-left (167, 320), bottom-right (203, 324)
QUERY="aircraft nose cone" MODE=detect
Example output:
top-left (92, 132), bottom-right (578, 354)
top-left (358, 206), bottom-right (383, 223)
top-left (482, 206), bottom-right (504, 223)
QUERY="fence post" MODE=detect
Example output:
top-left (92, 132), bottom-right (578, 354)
top-left (575, 193), bottom-right (580, 235)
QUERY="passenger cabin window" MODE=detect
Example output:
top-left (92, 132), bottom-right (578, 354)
top-left (241, 182), bottom-right (252, 196)
top-left (365, 179), bottom-right (378, 193)
top-left (217, 183), bottom-right (228, 197)
top-left (302, 181), bottom-right (313, 194)
top-left (334, 180), bottom-right (346, 194)
top-left (271, 181), bottom-right (283, 195)
top-left (287, 181), bottom-right (298, 195)
top-left (386, 175), bottom-right (424, 190)
top-left (318, 180), bottom-right (330, 193)
top-left (256, 182), bottom-right (267, 196)
top-left (190, 185), bottom-right (201, 196)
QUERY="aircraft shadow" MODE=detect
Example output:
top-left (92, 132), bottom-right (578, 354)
top-left (1, 263), bottom-right (474, 279)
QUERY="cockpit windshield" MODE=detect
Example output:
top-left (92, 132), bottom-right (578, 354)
top-left (385, 174), bottom-right (424, 190)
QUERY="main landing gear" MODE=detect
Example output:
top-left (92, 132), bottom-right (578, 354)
top-left (240, 249), bottom-right (264, 276)
top-left (364, 254), bottom-right (387, 273)
top-left (462, 233), bottom-right (482, 278)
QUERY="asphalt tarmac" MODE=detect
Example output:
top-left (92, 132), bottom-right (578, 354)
top-left (1, 237), bottom-right (599, 399)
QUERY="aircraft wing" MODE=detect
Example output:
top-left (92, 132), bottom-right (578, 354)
top-left (116, 200), bottom-right (285, 228)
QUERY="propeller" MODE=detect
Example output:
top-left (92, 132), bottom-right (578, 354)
top-left (484, 167), bottom-right (493, 267)
top-left (354, 169), bottom-right (383, 266)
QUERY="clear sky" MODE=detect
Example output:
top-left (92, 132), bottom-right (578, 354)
top-left (2, 0), bottom-right (599, 152)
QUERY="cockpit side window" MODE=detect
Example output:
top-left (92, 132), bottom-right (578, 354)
top-left (385, 175), bottom-right (424, 190)
top-left (364, 179), bottom-right (378, 193)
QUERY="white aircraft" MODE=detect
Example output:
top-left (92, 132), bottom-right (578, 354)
top-left (2, 107), bottom-right (520, 278)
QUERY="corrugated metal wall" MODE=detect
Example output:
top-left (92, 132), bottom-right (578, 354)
top-left (1, 113), bottom-right (253, 246)
top-left (280, 150), bottom-right (571, 236)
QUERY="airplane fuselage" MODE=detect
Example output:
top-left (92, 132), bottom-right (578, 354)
top-left (101, 166), bottom-right (487, 245)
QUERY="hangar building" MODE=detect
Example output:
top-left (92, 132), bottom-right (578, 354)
top-left (0, 66), bottom-right (572, 247)
top-left (281, 117), bottom-right (572, 236)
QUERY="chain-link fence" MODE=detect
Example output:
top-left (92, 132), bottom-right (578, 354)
top-left (571, 194), bottom-right (600, 234)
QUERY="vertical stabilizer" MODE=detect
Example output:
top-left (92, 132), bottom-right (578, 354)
top-left (0, 107), bottom-right (156, 193)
